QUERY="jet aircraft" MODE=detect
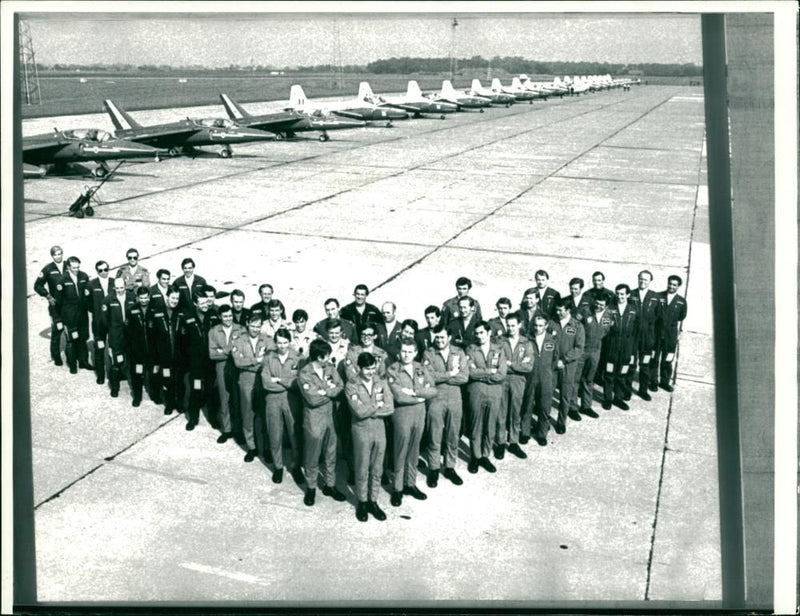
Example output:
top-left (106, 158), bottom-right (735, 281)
top-left (103, 99), bottom-right (277, 157)
top-left (358, 81), bottom-right (458, 119)
top-left (219, 93), bottom-right (365, 141)
top-left (427, 80), bottom-right (492, 111)
top-left (469, 79), bottom-right (516, 107)
top-left (288, 85), bottom-right (408, 126)
top-left (22, 128), bottom-right (162, 178)
top-left (491, 78), bottom-right (538, 103)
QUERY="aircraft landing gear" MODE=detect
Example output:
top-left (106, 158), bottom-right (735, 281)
top-left (479, 108), bottom-right (485, 113)
top-left (274, 133), bottom-right (284, 141)
top-left (319, 132), bottom-right (330, 142)
top-left (439, 114), bottom-right (446, 120)
top-left (168, 147), bottom-right (180, 157)
top-left (218, 145), bottom-right (232, 158)
top-left (92, 163), bottom-right (109, 179)
top-left (385, 121), bottom-right (393, 128)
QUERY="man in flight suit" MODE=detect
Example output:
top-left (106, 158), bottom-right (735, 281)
top-left (149, 269), bottom-right (172, 313)
top-left (497, 313), bottom-right (533, 458)
top-left (441, 276), bottom-right (483, 326)
top-left (116, 247), bottom-right (150, 292)
top-left (298, 339), bottom-right (347, 507)
top-left (56, 256), bottom-right (92, 374)
top-left (87, 260), bottom-right (113, 384)
top-left (415, 306), bottom-right (442, 355)
top-left (629, 270), bottom-right (661, 400)
top-left (33, 245), bottom-right (67, 365)
top-left (574, 297), bottom-right (613, 418)
top-left (465, 321), bottom-right (507, 473)
top-left (148, 287), bottom-right (182, 415)
top-left (346, 352), bottom-right (394, 522)
top-left (655, 275), bottom-right (688, 392)
top-left (602, 284), bottom-right (639, 411)
top-left (249, 283), bottom-right (274, 323)
top-left (313, 298), bottom-right (356, 342)
top-left (173, 258), bottom-right (207, 312)
top-left (230, 289), bottom-right (250, 327)
top-left (126, 286), bottom-right (154, 406)
top-left (523, 315), bottom-right (559, 446)
top-left (101, 277), bottom-right (137, 397)
top-left (421, 325), bottom-right (468, 487)
top-left (549, 299), bottom-right (586, 433)
top-left (339, 284), bottom-right (383, 337)
top-left (487, 297), bottom-right (513, 342)
top-left (447, 296), bottom-right (478, 351)
top-left (233, 313), bottom-right (270, 462)
top-left (386, 338), bottom-right (438, 506)
top-left (515, 288), bottom-right (543, 338)
top-left (565, 277), bottom-right (592, 318)
top-left (534, 269), bottom-right (561, 320)
top-left (208, 304), bottom-right (245, 444)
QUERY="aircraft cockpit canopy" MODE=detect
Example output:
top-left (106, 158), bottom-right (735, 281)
top-left (192, 118), bottom-right (237, 129)
top-left (61, 129), bottom-right (114, 142)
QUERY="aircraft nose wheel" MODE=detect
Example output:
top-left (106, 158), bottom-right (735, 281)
top-left (319, 132), bottom-right (330, 142)
top-left (168, 147), bottom-right (180, 157)
top-left (386, 121), bottom-right (393, 128)
top-left (84, 206), bottom-right (94, 217)
top-left (93, 165), bottom-right (108, 179)
top-left (219, 146), bottom-right (232, 158)
top-left (439, 114), bottom-right (446, 120)
top-left (479, 109), bottom-right (484, 113)
top-left (274, 134), bottom-right (284, 141)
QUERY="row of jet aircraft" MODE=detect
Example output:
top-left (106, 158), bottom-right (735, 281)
top-left (22, 73), bottom-right (639, 178)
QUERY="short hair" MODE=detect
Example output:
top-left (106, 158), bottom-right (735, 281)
top-left (66, 256), bottom-right (81, 266)
top-left (203, 284), bottom-right (216, 297)
top-left (555, 298), bottom-right (571, 310)
top-left (615, 283), bottom-right (631, 294)
top-left (594, 296), bottom-right (608, 306)
top-left (638, 270), bottom-right (654, 280)
top-left (324, 297), bottom-right (340, 309)
top-left (506, 312), bottom-right (520, 324)
top-left (126, 247), bottom-right (139, 257)
top-left (246, 313), bottom-right (263, 326)
top-left (496, 297), bottom-right (512, 308)
top-left (50, 245), bottom-right (63, 256)
top-left (181, 258), bottom-right (195, 269)
top-left (534, 269), bottom-right (549, 279)
top-left (218, 304), bottom-right (232, 315)
top-left (424, 305), bottom-right (441, 317)
top-left (309, 339), bottom-right (332, 362)
top-left (267, 299), bottom-right (285, 313)
top-left (156, 268), bottom-right (170, 280)
top-left (325, 318), bottom-right (343, 332)
top-left (192, 291), bottom-right (205, 304)
top-left (533, 314), bottom-right (549, 325)
top-left (399, 336), bottom-right (418, 351)
top-left (95, 260), bottom-right (109, 271)
top-left (457, 296), bottom-right (475, 308)
top-left (401, 319), bottom-right (419, 332)
top-left (165, 285), bottom-right (180, 298)
top-left (231, 289), bottom-right (245, 300)
top-left (522, 287), bottom-right (538, 297)
top-left (258, 283), bottom-right (274, 294)
top-left (357, 352), bottom-right (377, 368)
top-left (274, 327), bottom-right (292, 342)
top-left (592, 271), bottom-right (605, 280)
top-left (136, 286), bottom-right (150, 297)
top-left (292, 309), bottom-right (308, 322)
top-left (569, 277), bottom-right (584, 289)
top-left (361, 323), bottom-right (377, 336)
top-left (667, 275), bottom-right (683, 286)
top-left (455, 276), bottom-right (472, 288)
top-left (432, 324), bottom-right (448, 335)
top-left (474, 320), bottom-right (490, 333)
top-left (353, 284), bottom-right (369, 295)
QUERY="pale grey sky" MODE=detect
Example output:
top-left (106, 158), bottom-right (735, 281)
top-left (26, 13), bottom-right (702, 68)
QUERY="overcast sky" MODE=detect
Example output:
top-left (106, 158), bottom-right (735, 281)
top-left (25, 12), bottom-right (702, 68)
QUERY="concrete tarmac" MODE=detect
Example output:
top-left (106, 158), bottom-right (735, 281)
top-left (22, 85), bottom-right (720, 604)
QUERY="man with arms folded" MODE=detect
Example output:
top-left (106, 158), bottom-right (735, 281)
top-left (522, 315), bottom-right (559, 447)
top-left (344, 323), bottom-right (389, 382)
top-left (298, 339), bottom-right (347, 507)
top-left (339, 283), bottom-right (383, 336)
top-left (441, 276), bottom-right (483, 325)
top-left (262, 328), bottom-right (304, 485)
top-left (386, 338), bottom-right (438, 506)
top-left (208, 304), bottom-right (245, 444)
top-left (628, 270), bottom-right (661, 400)
top-left (465, 321), bottom-right (507, 473)
top-left (574, 296), bottom-right (613, 418)
top-left (549, 299), bottom-right (585, 433)
top-left (232, 313), bottom-right (269, 463)
top-left (346, 352), bottom-right (394, 522)
top-left (421, 325), bottom-right (468, 487)
top-left (496, 313), bottom-right (533, 459)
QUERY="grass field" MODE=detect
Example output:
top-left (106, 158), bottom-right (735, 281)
top-left (20, 71), bottom-right (701, 119)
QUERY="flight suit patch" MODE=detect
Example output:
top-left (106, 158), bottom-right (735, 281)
top-left (163, 368), bottom-right (171, 377)
top-left (543, 342), bottom-right (554, 351)
top-left (566, 326), bottom-right (576, 335)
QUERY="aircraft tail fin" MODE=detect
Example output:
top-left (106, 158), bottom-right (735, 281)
top-left (358, 81), bottom-right (374, 101)
top-left (491, 78), bottom-right (504, 91)
top-left (103, 99), bottom-right (140, 131)
top-left (511, 77), bottom-right (524, 89)
top-left (441, 80), bottom-right (457, 97)
top-left (471, 78), bottom-right (482, 92)
top-left (219, 93), bottom-right (250, 120)
top-left (289, 85), bottom-right (307, 109)
top-left (407, 80), bottom-right (422, 98)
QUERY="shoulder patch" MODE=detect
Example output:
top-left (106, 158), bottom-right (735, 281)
top-left (56, 284), bottom-right (63, 291)
top-left (101, 304), bottom-right (107, 311)
top-left (544, 342), bottom-right (555, 351)
top-left (303, 383), bottom-right (310, 390)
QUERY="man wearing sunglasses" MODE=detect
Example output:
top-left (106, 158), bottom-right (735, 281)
top-left (87, 260), bottom-right (114, 384)
top-left (116, 248), bottom-right (150, 292)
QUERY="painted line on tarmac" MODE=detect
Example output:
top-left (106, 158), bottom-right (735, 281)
top-left (554, 174), bottom-right (701, 187)
top-left (676, 374), bottom-right (715, 386)
top-left (179, 562), bottom-right (271, 587)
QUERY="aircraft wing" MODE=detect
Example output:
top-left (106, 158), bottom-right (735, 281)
top-left (119, 126), bottom-right (202, 145)
top-left (331, 109), bottom-right (368, 121)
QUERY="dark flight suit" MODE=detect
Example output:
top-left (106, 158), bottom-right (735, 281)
top-left (147, 307), bottom-right (181, 411)
top-left (177, 309), bottom-right (220, 426)
top-left (629, 289), bottom-right (661, 393)
top-left (208, 323), bottom-right (246, 434)
top-left (344, 344), bottom-right (389, 382)
top-left (536, 286), bottom-right (561, 320)
top-left (55, 271), bottom-right (92, 372)
top-left (655, 292), bottom-right (688, 387)
top-left (87, 275), bottom-right (113, 382)
top-left (487, 317), bottom-right (508, 342)
top-left (248, 301), bottom-right (270, 324)
top-left (261, 349), bottom-right (303, 471)
top-left (376, 320), bottom-right (404, 361)
top-left (446, 315), bottom-right (478, 351)
top-left (415, 328), bottom-right (436, 358)
top-left (346, 377), bottom-right (394, 503)
top-left (421, 345), bottom-right (469, 471)
top-left (232, 333), bottom-right (270, 451)
top-left (603, 304), bottom-right (639, 404)
top-left (441, 295), bottom-right (483, 326)
top-left (173, 274), bottom-right (207, 312)
top-left (515, 306), bottom-right (545, 339)
top-left (339, 301), bottom-right (383, 337)
top-left (523, 331), bottom-right (559, 440)
top-left (313, 317), bottom-right (357, 343)
top-left (126, 303), bottom-right (154, 403)
top-left (586, 287), bottom-right (615, 307)
top-left (386, 361), bottom-right (438, 492)
top-left (574, 307), bottom-right (613, 411)
top-left (34, 261), bottom-right (66, 363)
top-left (101, 291), bottom-right (137, 395)
top-left (465, 342), bottom-right (507, 459)
top-left (148, 284), bottom-right (171, 314)
top-left (499, 336), bottom-right (534, 445)
top-left (231, 307), bottom-right (251, 327)
top-left (565, 293), bottom-right (592, 320)
top-left (549, 316), bottom-right (586, 426)
top-left (298, 362), bottom-right (344, 489)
